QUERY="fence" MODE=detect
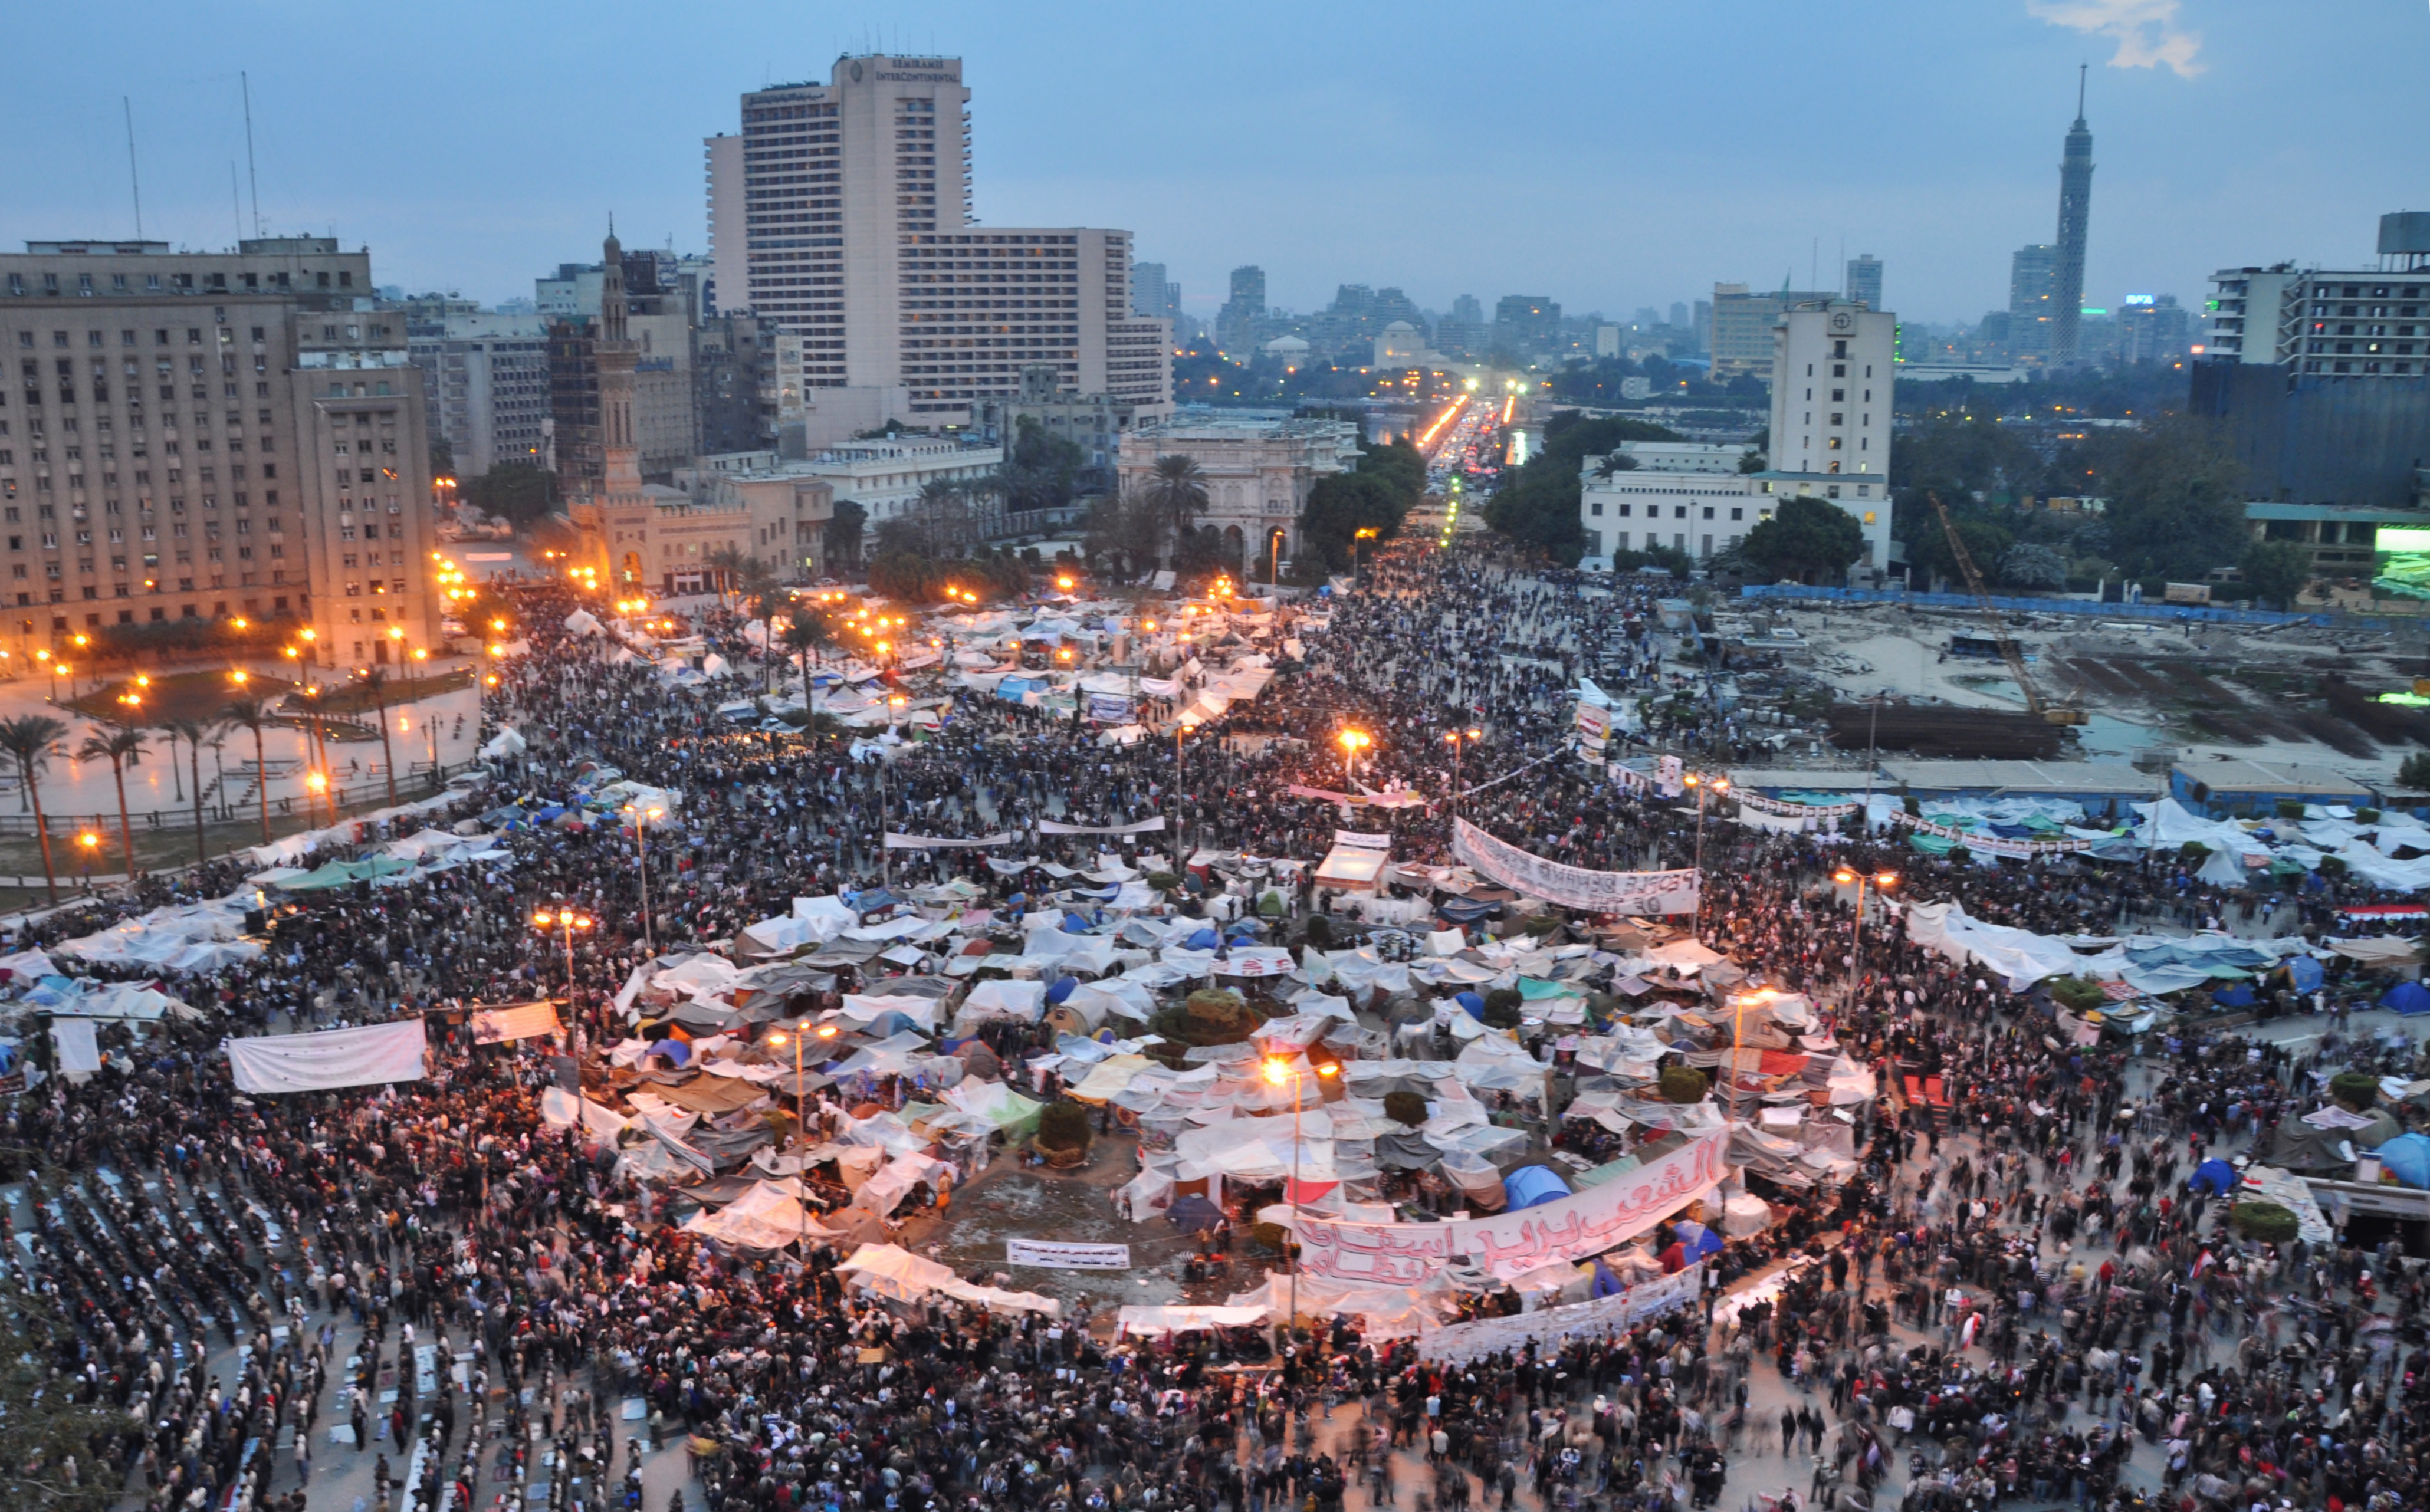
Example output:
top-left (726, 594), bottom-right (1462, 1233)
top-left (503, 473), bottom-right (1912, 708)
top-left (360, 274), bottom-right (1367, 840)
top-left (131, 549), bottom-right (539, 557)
top-left (0, 758), bottom-right (480, 840)
top-left (1733, 584), bottom-right (2365, 629)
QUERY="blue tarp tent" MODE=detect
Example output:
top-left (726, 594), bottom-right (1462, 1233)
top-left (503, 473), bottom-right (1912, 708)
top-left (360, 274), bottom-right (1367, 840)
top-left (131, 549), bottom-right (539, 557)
top-left (1503, 1165), bottom-right (1573, 1209)
top-left (2377, 1133), bottom-right (2430, 1189)
top-left (1166, 1194), bottom-right (1224, 1233)
top-left (2188, 1158), bottom-right (2237, 1196)
top-left (2212, 983), bottom-right (2258, 1008)
top-left (1673, 1218), bottom-right (1724, 1258)
top-left (1454, 991), bottom-right (1485, 1020)
top-left (1046, 977), bottom-right (1078, 1005)
top-left (1184, 929), bottom-right (1220, 951)
top-left (2288, 956), bottom-right (2326, 993)
top-left (2383, 981), bottom-right (2430, 1016)
top-left (1437, 898), bottom-right (1498, 923)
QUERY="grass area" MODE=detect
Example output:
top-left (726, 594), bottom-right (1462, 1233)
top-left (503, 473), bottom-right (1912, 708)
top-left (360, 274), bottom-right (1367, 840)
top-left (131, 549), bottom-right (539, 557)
top-left (314, 665), bottom-right (477, 716)
top-left (68, 669), bottom-right (296, 725)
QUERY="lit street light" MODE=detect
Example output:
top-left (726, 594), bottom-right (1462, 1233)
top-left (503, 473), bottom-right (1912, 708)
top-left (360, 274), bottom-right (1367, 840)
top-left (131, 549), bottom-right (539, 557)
top-left (1831, 867), bottom-right (1899, 1008)
top-left (531, 906), bottom-right (595, 1057)
top-left (1263, 1055), bottom-right (1339, 1334)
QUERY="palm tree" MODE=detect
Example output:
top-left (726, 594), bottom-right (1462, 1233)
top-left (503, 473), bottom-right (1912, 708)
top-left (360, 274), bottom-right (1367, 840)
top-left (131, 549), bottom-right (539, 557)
top-left (224, 695), bottom-right (274, 846)
top-left (736, 564), bottom-right (784, 691)
top-left (163, 717), bottom-right (214, 866)
top-left (77, 722), bottom-right (146, 880)
top-left (357, 669), bottom-right (399, 807)
top-left (0, 715), bottom-right (68, 903)
top-left (1144, 454), bottom-right (1210, 565)
top-left (704, 544), bottom-right (752, 607)
top-left (782, 613), bottom-right (834, 718)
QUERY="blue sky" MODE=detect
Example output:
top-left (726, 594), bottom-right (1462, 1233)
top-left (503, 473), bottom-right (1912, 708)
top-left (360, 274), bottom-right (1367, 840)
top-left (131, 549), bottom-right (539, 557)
top-left (4, 1), bottom-right (2424, 326)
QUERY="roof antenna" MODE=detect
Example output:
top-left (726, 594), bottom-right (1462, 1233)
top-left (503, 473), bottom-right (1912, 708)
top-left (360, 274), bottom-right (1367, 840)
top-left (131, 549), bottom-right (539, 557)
top-left (2076, 62), bottom-right (2087, 122)
top-left (241, 71), bottom-right (262, 237)
top-left (230, 162), bottom-right (244, 244)
top-left (122, 97), bottom-right (143, 239)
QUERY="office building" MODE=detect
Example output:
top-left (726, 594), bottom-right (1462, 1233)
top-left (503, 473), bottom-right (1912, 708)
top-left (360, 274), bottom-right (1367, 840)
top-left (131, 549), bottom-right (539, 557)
top-left (1434, 294), bottom-right (1484, 358)
top-left (540, 244), bottom-right (712, 482)
top-left (2008, 245), bottom-right (2057, 360)
top-left (406, 312), bottom-right (550, 477)
top-left (0, 237), bottom-right (439, 666)
top-left (703, 132), bottom-right (746, 317)
top-left (2051, 78), bottom-right (2095, 365)
top-left (1579, 471), bottom-right (1761, 563)
top-left (1217, 266), bottom-right (1266, 356)
top-left (1131, 261), bottom-right (1181, 329)
top-left (1493, 295), bottom-right (1561, 356)
top-left (1115, 415), bottom-right (1361, 568)
top-left (1692, 298), bottom-right (1713, 355)
top-left (973, 363), bottom-right (1162, 484)
top-left (2117, 294), bottom-right (2191, 366)
top-left (1845, 254), bottom-right (1883, 310)
top-left (1763, 301), bottom-right (1896, 570)
top-left (701, 55), bottom-right (1170, 443)
top-left (2205, 218), bottom-right (2430, 376)
top-left (1669, 302), bottom-right (1690, 330)
top-left (1708, 284), bottom-right (1834, 382)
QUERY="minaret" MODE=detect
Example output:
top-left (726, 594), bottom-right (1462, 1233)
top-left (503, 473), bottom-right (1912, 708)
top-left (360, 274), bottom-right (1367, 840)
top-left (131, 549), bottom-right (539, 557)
top-left (590, 223), bottom-right (647, 584)
top-left (2051, 66), bottom-right (2094, 364)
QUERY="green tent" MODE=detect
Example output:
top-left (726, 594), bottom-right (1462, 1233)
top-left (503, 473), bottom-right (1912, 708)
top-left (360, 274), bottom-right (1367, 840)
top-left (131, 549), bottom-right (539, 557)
top-left (277, 855), bottom-right (414, 892)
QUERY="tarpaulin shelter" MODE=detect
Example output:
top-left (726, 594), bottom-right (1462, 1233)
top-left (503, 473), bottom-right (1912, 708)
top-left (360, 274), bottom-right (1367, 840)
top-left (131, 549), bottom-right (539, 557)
top-left (1502, 1164), bottom-right (1573, 1209)
top-left (2375, 1133), bottom-right (2430, 1188)
top-left (2187, 1158), bottom-right (2237, 1196)
top-left (1167, 1194), bottom-right (1225, 1232)
top-left (2383, 981), bottom-right (2430, 1016)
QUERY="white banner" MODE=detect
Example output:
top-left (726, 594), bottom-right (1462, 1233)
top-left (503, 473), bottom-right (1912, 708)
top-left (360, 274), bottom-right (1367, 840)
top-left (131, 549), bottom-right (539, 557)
top-left (1737, 793), bottom-right (1859, 819)
top-left (1898, 815), bottom-right (2091, 857)
top-left (1332, 830), bottom-right (1393, 850)
top-left (1007, 1239), bottom-right (1133, 1270)
top-left (1294, 1129), bottom-right (1725, 1283)
top-left (1452, 818), bottom-right (1699, 916)
top-left (1414, 1263), bottom-right (1703, 1363)
top-left (1575, 703), bottom-right (1611, 749)
top-left (227, 1020), bottom-right (428, 1094)
top-left (470, 1002), bottom-right (562, 1044)
top-left (882, 831), bottom-right (1017, 850)
top-left (1037, 817), bottom-right (1168, 835)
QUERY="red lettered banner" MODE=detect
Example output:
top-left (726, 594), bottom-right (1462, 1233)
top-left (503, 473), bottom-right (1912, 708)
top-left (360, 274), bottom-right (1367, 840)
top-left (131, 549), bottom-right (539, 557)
top-left (1293, 1129), bottom-right (1726, 1283)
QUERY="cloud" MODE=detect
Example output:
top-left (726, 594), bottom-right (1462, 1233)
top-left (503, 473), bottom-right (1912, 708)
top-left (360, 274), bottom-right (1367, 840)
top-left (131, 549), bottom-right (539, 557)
top-left (2027, 0), bottom-right (2205, 78)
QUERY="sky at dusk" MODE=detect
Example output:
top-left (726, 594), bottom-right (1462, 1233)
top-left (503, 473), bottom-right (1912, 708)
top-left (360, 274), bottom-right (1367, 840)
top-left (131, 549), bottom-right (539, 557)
top-left (4, 1), bottom-right (2424, 328)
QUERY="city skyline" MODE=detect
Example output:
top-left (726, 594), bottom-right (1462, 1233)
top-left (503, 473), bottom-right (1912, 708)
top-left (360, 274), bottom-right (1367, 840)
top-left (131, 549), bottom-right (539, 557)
top-left (2, 1), bottom-right (2425, 327)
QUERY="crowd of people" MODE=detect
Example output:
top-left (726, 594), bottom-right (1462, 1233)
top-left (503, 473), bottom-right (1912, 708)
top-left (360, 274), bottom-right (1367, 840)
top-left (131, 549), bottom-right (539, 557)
top-left (1, 533), bottom-right (2426, 1512)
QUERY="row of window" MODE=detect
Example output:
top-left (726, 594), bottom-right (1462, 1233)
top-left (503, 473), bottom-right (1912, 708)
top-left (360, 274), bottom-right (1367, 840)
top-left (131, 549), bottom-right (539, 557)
top-left (2, 269), bottom-right (351, 295)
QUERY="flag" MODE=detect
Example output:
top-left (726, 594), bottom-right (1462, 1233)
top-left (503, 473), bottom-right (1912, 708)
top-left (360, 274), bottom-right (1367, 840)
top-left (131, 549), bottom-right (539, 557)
top-left (2191, 1249), bottom-right (2214, 1278)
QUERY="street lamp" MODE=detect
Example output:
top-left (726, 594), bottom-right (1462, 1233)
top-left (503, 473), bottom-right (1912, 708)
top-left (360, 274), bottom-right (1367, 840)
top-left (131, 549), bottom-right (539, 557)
top-left (878, 696), bottom-right (908, 888)
top-left (77, 830), bottom-right (99, 888)
top-left (1443, 726), bottom-right (1483, 820)
top-left (1352, 527), bottom-right (1379, 581)
top-left (1336, 728), bottom-right (1371, 786)
top-left (1831, 868), bottom-right (1899, 1008)
top-left (1263, 1055), bottom-right (1339, 1333)
top-left (622, 803), bottom-right (665, 956)
top-left (1682, 771), bottom-right (1730, 924)
top-left (767, 1020), bottom-right (841, 1145)
top-left (531, 906), bottom-right (595, 1056)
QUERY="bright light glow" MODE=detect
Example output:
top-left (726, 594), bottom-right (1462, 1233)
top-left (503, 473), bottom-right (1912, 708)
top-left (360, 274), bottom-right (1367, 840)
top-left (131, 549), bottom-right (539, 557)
top-left (1263, 1059), bottom-right (1288, 1086)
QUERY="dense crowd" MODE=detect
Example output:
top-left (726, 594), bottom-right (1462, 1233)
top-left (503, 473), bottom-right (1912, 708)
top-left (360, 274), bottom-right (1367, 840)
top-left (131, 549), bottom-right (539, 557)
top-left (1, 534), bottom-right (2426, 1512)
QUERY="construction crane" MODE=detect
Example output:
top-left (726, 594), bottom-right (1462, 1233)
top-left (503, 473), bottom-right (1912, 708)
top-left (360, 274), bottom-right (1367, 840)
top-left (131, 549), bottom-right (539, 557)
top-left (1928, 492), bottom-right (2086, 726)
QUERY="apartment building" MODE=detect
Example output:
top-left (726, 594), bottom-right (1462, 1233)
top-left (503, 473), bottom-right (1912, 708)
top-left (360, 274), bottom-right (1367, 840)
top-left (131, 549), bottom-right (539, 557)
top-left (406, 312), bottom-right (549, 476)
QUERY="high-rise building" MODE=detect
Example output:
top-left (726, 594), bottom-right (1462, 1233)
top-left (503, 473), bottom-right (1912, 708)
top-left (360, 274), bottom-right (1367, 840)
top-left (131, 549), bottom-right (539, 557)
top-left (2205, 218), bottom-right (2430, 377)
top-left (1131, 261), bottom-right (1181, 329)
top-left (1434, 294), bottom-right (1485, 357)
top-left (1493, 295), bottom-right (1561, 356)
top-left (0, 237), bottom-right (439, 666)
top-left (2117, 295), bottom-right (2191, 366)
top-left (2051, 72), bottom-right (2095, 366)
top-left (2008, 245), bottom-right (2057, 360)
top-left (1692, 299), bottom-right (1713, 354)
top-left (1669, 302), bottom-right (1690, 330)
top-left (702, 55), bottom-right (1170, 441)
top-left (1217, 266), bottom-right (1266, 355)
top-left (1708, 284), bottom-right (1834, 382)
top-left (406, 312), bottom-right (550, 477)
top-left (703, 133), bottom-right (745, 317)
top-left (1762, 301), bottom-right (1896, 570)
top-left (1845, 255), bottom-right (1883, 311)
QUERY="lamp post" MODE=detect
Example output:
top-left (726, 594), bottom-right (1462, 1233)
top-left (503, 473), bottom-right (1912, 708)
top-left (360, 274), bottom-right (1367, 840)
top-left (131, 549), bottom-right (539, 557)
top-left (1682, 771), bottom-right (1730, 928)
top-left (77, 830), bottom-right (100, 889)
top-left (1443, 726), bottom-right (1483, 821)
top-left (1263, 1054), bottom-right (1339, 1334)
top-left (1831, 867), bottom-right (1899, 1010)
top-left (531, 906), bottom-right (595, 1057)
top-left (623, 803), bottom-right (665, 956)
top-left (878, 693), bottom-right (907, 889)
top-left (767, 1020), bottom-right (840, 1147)
top-left (1352, 527), bottom-right (1379, 583)
top-left (1171, 719), bottom-right (1198, 867)
top-left (1336, 728), bottom-right (1371, 788)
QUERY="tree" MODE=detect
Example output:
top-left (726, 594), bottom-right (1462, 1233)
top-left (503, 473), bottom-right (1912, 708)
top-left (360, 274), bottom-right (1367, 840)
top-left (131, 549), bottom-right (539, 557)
top-left (2241, 540), bottom-right (2310, 609)
top-left (163, 717), bottom-right (214, 865)
top-left (1171, 524), bottom-right (1239, 584)
top-left (737, 566), bottom-right (786, 691)
top-left (781, 613), bottom-right (834, 715)
top-left (464, 461), bottom-right (561, 527)
top-left (2077, 415), bottom-right (2248, 581)
top-left (1485, 412), bottom-right (1684, 564)
top-left (1897, 495), bottom-right (2014, 590)
top-left (823, 499), bottom-right (866, 570)
top-left (0, 1291), bottom-right (121, 1512)
top-left (1143, 454), bottom-right (1210, 564)
top-left (1739, 495), bottom-right (1865, 583)
top-left (356, 670), bottom-right (399, 806)
top-left (704, 545), bottom-right (753, 606)
top-left (224, 695), bottom-right (275, 846)
top-left (1299, 471), bottom-right (1406, 573)
top-left (0, 715), bottom-right (67, 903)
top-left (997, 415), bottom-right (1088, 511)
top-left (76, 722), bottom-right (146, 880)
top-left (1083, 489), bottom-right (1166, 581)
top-left (1996, 541), bottom-right (2071, 590)
top-left (2398, 752), bottom-right (2430, 791)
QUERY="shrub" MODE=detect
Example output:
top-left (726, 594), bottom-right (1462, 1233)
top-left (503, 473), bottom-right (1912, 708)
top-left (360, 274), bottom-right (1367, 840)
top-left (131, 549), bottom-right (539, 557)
top-left (2330, 1071), bottom-right (2382, 1113)
top-left (1302, 914), bottom-right (1335, 948)
top-left (2229, 1201), bottom-right (2298, 1244)
top-left (2274, 800), bottom-right (2308, 820)
top-left (1481, 988), bottom-right (1524, 1028)
top-left (2177, 841), bottom-right (2211, 863)
top-left (1143, 872), bottom-right (1181, 893)
top-left (1383, 1090), bottom-right (1429, 1128)
top-left (1147, 988), bottom-right (1263, 1051)
top-left (1659, 1065), bottom-right (1709, 1104)
top-left (1036, 1100), bottom-right (1092, 1153)
top-left (2356, 807), bottom-right (2383, 824)
top-left (2048, 977), bottom-right (2107, 1014)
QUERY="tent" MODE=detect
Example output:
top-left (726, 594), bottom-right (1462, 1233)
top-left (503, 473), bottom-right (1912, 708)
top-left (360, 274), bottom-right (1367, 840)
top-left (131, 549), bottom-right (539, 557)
top-left (2375, 1133), bottom-right (2430, 1189)
top-left (1166, 1194), bottom-right (1225, 1232)
top-left (2383, 981), bottom-right (2430, 1016)
top-left (2187, 1158), bottom-right (2238, 1197)
top-left (1502, 1164), bottom-right (1573, 1210)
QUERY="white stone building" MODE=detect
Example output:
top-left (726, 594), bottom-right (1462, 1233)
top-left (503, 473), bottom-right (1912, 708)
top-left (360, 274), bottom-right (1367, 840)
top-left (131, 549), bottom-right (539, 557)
top-left (1116, 416), bottom-right (1361, 568)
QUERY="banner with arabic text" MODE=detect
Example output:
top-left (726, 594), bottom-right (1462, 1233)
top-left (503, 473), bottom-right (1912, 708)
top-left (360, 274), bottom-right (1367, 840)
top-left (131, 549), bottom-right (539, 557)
top-left (1037, 817), bottom-right (1167, 836)
top-left (1293, 1129), bottom-right (1724, 1283)
top-left (1897, 816), bottom-right (2091, 857)
top-left (1452, 819), bottom-right (1698, 916)
top-left (1737, 793), bottom-right (1860, 819)
top-left (882, 831), bottom-right (1017, 850)
top-left (471, 1002), bottom-right (562, 1044)
top-left (1332, 830), bottom-right (1393, 850)
top-left (1413, 1263), bottom-right (1703, 1363)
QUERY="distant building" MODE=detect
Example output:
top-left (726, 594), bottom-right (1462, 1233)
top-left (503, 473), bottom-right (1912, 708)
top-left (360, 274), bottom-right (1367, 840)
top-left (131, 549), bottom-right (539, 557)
top-left (1579, 471), bottom-right (1761, 562)
top-left (971, 364), bottom-right (1164, 482)
top-left (1594, 326), bottom-right (1621, 359)
top-left (1435, 293), bottom-right (1485, 357)
top-left (1764, 301), bottom-right (1897, 572)
top-left (406, 312), bottom-right (550, 477)
top-left (1608, 441), bottom-right (1743, 474)
top-left (2009, 245), bottom-right (2057, 360)
top-left (1692, 298), bottom-right (1713, 354)
top-left (1846, 254), bottom-right (1883, 310)
top-left (702, 56), bottom-right (1169, 441)
top-left (1115, 415), bottom-right (1361, 567)
top-left (1709, 284), bottom-right (1835, 383)
top-left (1217, 266), bottom-right (1266, 356)
top-left (1131, 261), bottom-right (1181, 328)
top-left (792, 435), bottom-right (1001, 533)
top-left (2051, 83), bottom-right (2095, 365)
top-left (1493, 295), bottom-right (1561, 356)
top-left (1374, 320), bottom-right (1428, 367)
top-left (1669, 301), bottom-right (1690, 330)
top-left (2117, 295), bottom-right (2191, 366)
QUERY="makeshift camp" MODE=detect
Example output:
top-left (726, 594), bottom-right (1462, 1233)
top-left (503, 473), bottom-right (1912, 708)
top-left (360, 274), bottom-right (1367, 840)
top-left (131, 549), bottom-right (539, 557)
top-left (835, 1243), bottom-right (1062, 1316)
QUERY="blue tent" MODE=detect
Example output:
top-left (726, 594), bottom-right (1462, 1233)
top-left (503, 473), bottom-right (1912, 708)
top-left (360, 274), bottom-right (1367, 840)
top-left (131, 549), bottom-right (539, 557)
top-left (2187, 1158), bottom-right (2237, 1196)
top-left (1437, 898), bottom-right (1498, 923)
top-left (1672, 1218), bottom-right (1725, 1258)
top-left (2383, 981), bottom-right (2430, 1016)
top-left (1588, 1259), bottom-right (1625, 1298)
top-left (2376, 1133), bottom-right (2430, 1189)
top-left (1046, 977), bottom-right (1078, 1005)
top-left (643, 1039), bottom-right (691, 1066)
top-left (2212, 983), bottom-right (2258, 1008)
top-left (2288, 956), bottom-right (2326, 993)
top-left (1063, 911), bottom-right (1096, 931)
top-left (1503, 1165), bottom-right (1573, 1209)
top-left (1184, 928), bottom-right (1221, 951)
top-left (1166, 1194), bottom-right (1225, 1233)
top-left (1454, 991), bottom-right (1486, 1020)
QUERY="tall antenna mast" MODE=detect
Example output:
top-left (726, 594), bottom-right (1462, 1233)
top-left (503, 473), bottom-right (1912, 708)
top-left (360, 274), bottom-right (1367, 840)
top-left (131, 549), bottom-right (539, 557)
top-left (2076, 62), bottom-right (2087, 120)
top-left (231, 163), bottom-right (244, 243)
top-left (122, 97), bottom-right (143, 239)
top-left (241, 71), bottom-right (262, 237)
